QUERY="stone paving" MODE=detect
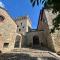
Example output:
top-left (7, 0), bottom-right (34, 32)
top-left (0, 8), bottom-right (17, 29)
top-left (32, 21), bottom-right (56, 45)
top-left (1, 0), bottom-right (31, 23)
top-left (0, 48), bottom-right (60, 60)
top-left (0, 48), bottom-right (59, 60)
top-left (0, 53), bottom-right (59, 60)
top-left (10, 48), bottom-right (57, 57)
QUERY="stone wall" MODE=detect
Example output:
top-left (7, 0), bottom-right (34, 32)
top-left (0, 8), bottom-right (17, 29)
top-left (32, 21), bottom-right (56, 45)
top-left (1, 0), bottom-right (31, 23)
top-left (0, 8), bottom-right (17, 53)
top-left (25, 31), bottom-right (46, 48)
top-left (44, 10), bottom-right (60, 53)
top-left (51, 30), bottom-right (60, 53)
top-left (44, 30), bottom-right (55, 51)
top-left (0, 34), bottom-right (3, 51)
top-left (15, 16), bottom-right (32, 35)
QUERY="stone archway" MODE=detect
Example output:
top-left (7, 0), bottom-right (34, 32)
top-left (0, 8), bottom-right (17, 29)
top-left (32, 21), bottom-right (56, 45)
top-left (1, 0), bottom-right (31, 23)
top-left (14, 35), bottom-right (21, 48)
top-left (33, 35), bottom-right (39, 45)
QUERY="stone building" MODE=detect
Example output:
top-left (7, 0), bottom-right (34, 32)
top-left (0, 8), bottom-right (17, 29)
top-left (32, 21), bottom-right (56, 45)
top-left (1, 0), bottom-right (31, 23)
top-left (25, 10), bottom-right (53, 50)
top-left (25, 30), bottom-right (45, 48)
top-left (43, 10), bottom-right (60, 53)
top-left (0, 7), bottom-right (22, 53)
top-left (0, 6), bottom-right (32, 53)
top-left (37, 9), bottom-right (60, 53)
top-left (15, 16), bottom-right (32, 35)
top-left (37, 9), bottom-right (55, 51)
top-left (25, 9), bottom-right (60, 54)
top-left (0, 5), bottom-right (60, 54)
top-left (15, 16), bottom-right (32, 47)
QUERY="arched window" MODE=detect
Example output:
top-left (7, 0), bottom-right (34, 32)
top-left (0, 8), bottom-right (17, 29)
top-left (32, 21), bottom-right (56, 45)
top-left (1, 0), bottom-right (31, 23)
top-left (33, 35), bottom-right (39, 45)
top-left (14, 35), bottom-right (20, 48)
top-left (0, 15), bottom-right (5, 22)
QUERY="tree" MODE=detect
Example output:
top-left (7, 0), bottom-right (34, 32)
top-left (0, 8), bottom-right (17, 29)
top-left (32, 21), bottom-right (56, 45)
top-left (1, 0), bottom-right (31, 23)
top-left (30, 0), bottom-right (45, 7)
top-left (30, 0), bottom-right (60, 33)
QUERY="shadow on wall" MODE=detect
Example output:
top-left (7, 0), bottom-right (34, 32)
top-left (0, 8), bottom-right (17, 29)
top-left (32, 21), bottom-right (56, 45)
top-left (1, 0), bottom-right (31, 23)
top-left (0, 53), bottom-right (58, 60)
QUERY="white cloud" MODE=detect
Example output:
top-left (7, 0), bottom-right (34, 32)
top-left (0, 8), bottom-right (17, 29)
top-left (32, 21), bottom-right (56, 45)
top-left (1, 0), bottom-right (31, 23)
top-left (0, 2), bottom-right (5, 8)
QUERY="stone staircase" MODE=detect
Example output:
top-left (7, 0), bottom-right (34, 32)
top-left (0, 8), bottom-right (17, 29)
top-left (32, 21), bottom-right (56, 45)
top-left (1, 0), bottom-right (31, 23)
top-left (0, 53), bottom-right (58, 60)
top-left (0, 48), bottom-right (60, 60)
top-left (10, 48), bottom-right (60, 58)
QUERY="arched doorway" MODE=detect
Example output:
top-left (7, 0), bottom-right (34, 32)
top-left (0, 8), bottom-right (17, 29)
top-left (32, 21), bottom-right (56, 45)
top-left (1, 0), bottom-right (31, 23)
top-left (14, 35), bottom-right (21, 48)
top-left (33, 35), bottom-right (39, 45)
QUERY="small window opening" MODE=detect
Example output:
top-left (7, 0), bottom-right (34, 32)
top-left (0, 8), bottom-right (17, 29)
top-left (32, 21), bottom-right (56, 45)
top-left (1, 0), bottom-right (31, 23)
top-left (17, 25), bottom-right (19, 27)
top-left (0, 15), bottom-right (5, 22)
top-left (3, 43), bottom-right (9, 48)
top-left (23, 26), bottom-right (24, 28)
top-left (19, 29), bottom-right (21, 31)
top-left (21, 23), bottom-right (22, 26)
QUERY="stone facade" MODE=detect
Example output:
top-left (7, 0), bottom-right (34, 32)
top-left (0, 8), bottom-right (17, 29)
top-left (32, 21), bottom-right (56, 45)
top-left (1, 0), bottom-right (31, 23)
top-left (15, 16), bottom-right (32, 35)
top-left (0, 7), bottom-right (32, 53)
top-left (0, 34), bottom-right (3, 51)
top-left (25, 30), bottom-right (54, 51)
top-left (45, 10), bottom-right (60, 53)
top-left (39, 9), bottom-right (60, 53)
top-left (37, 9), bottom-right (54, 51)
top-left (0, 7), bottom-right (22, 53)
top-left (0, 6), bottom-right (60, 55)
top-left (25, 30), bottom-right (45, 47)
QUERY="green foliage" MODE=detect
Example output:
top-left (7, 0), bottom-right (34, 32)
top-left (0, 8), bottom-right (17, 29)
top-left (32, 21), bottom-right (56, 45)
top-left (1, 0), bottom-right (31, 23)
top-left (47, 0), bottom-right (60, 13)
top-left (30, 0), bottom-right (60, 33)
top-left (46, 0), bottom-right (60, 33)
top-left (30, 0), bottom-right (45, 7)
top-left (53, 14), bottom-right (60, 28)
top-left (50, 14), bottom-right (60, 33)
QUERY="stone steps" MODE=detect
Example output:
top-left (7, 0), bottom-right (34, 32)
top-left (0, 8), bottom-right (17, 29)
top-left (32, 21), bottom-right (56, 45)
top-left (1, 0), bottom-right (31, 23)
top-left (0, 53), bottom-right (58, 60)
top-left (9, 48), bottom-right (59, 58)
top-left (0, 48), bottom-right (60, 60)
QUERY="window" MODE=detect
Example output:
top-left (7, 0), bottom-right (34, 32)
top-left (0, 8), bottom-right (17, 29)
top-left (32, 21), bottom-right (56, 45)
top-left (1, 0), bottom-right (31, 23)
top-left (28, 26), bottom-right (31, 32)
top-left (33, 35), bottom-right (39, 45)
top-left (43, 18), bottom-right (47, 24)
top-left (19, 28), bottom-right (21, 31)
top-left (0, 34), bottom-right (2, 36)
top-left (21, 23), bottom-right (22, 26)
top-left (0, 15), bottom-right (5, 22)
top-left (14, 35), bottom-right (20, 48)
top-left (23, 26), bottom-right (24, 28)
top-left (3, 43), bottom-right (9, 48)
top-left (17, 25), bottom-right (19, 27)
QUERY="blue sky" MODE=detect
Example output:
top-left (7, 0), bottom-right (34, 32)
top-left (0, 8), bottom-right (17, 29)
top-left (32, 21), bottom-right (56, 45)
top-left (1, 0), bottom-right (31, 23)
top-left (0, 0), bottom-right (43, 29)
